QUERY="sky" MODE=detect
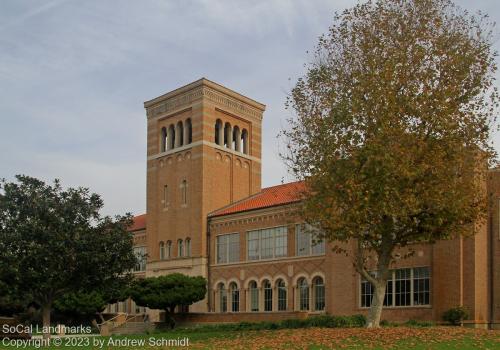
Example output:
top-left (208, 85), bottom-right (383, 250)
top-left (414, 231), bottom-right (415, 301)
top-left (1, 0), bottom-right (499, 217)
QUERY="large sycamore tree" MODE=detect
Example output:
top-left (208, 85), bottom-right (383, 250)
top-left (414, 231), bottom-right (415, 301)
top-left (0, 175), bottom-right (137, 338)
top-left (283, 0), bottom-right (498, 327)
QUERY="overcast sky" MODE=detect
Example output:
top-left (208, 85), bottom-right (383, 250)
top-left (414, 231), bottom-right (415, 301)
top-left (1, 0), bottom-right (499, 217)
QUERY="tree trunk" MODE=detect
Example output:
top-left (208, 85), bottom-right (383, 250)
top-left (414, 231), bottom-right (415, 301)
top-left (366, 280), bottom-right (387, 328)
top-left (165, 307), bottom-right (176, 329)
top-left (41, 303), bottom-right (52, 339)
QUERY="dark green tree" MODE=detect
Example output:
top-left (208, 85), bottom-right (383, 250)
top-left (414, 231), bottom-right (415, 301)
top-left (0, 175), bottom-right (137, 338)
top-left (128, 274), bottom-right (206, 328)
top-left (282, 0), bottom-right (498, 327)
top-left (54, 277), bottom-right (131, 325)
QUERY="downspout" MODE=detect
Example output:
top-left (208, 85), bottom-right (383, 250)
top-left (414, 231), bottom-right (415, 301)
top-left (207, 218), bottom-right (211, 313)
top-left (489, 199), bottom-right (495, 329)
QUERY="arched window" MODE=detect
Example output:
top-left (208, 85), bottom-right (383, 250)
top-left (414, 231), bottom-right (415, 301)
top-left (218, 283), bottom-right (227, 313)
top-left (175, 121), bottom-right (184, 147)
top-left (178, 239), bottom-right (184, 257)
top-left (298, 278), bottom-right (309, 311)
top-left (159, 241), bottom-right (165, 260)
top-left (166, 240), bottom-right (172, 259)
top-left (185, 238), bottom-right (191, 257)
top-left (224, 122), bottom-right (232, 149)
top-left (249, 281), bottom-right (259, 312)
top-left (185, 118), bottom-right (192, 145)
top-left (161, 127), bottom-right (167, 152)
top-left (313, 277), bottom-right (325, 311)
top-left (181, 180), bottom-right (187, 205)
top-left (168, 125), bottom-right (175, 150)
top-left (233, 126), bottom-right (241, 152)
top-left (230, 282), bottom-right (239, 312)
top-left (215, 119), bottom-right (223, 145)
top-left (277, 279), bottom-right (287, 311)
top-left (263, 280), bottom-right (272, 311)
top-left (241, 129), bottom-right (248, 154)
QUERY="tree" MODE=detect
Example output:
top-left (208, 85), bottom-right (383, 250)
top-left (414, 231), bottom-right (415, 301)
top-left (0, 175), bottom-right (138, 338)
top-left (128, 274), bottom-right (206, 328)
top-left (282, 0), bottom-right (498, 327)
top-left (54, 278), bottom-right (131, 325)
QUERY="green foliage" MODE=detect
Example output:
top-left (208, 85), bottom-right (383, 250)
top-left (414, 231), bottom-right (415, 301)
top-left (0, 175), bottom-right (137, 332)
top-left (404, 319), bottom-right (434, 327)
top-left (56, 276), bottom-right (131, 319)
top-left (282, 0), bottom-right (498, 327)
top-left (443, 306), bottom-right (469, 325)
top-left (182, 315), bottom-right (366, 332)
top-left (129, 273), bottom-right (207, 328)
top-left (279, 318), bottom-right (309, 329)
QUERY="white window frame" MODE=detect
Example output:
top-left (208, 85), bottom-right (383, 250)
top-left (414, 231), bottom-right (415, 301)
top-left (216, 233), bottom-right (240, 264)
top-left (359, 266), bottom-right (431, 308)
top-left (295, 224), bottom-right (325, 256)
top-left (246, 225), bottom-right (288, 261)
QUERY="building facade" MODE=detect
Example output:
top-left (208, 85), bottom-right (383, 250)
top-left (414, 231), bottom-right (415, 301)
top-left (127, 78), bottom-right (499, 328)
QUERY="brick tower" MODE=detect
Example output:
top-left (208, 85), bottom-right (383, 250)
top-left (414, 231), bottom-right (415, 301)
top-left (143, 78), bottom-right (265, 313)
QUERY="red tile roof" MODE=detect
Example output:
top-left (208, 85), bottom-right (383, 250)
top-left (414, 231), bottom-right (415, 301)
top-left (209, 181), bottom-right (305, 217)
top-left (129, 214), bottom-right (146, 232)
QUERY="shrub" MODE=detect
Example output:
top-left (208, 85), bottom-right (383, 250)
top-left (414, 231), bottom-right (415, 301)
top-left (174, 314), bottom-right (366, 333)
top-left (305, 314), bottom-right (366, 328)
top-left (280, 318), bottom-right (309, 329)
top-left (443, 306), bottom-right (469, 326)
top-left (349, 314), bottom-right (367, 327)
top-left (404, 319), bottom-right (434, 327)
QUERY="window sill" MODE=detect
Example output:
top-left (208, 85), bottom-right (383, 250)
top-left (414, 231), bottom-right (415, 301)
top-left (214, 253), bottom-right (326, 267)
top-left (358, 305), bottom-right (432, 310)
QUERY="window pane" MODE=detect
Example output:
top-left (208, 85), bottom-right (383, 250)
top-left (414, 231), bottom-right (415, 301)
top-left (275, 227), bottom-right (288, 257)
top-left (296, 225), bottom-right (310, 256)
top-left (228, 233), bottom-right (240, 263)
top-left (217, 235), bottom-right (227, 264)
top-left (219, 285), bottom-right (227, 313)
top-left (277, 280), bottom-right (287, 311)
top-left (250, 282), bottom-right (259, 311)
top-left (231, 288), bottom-right (239, 312)
top-left (383, 277), bottom-right (393, 306)
top-left (299, 279), bottom-right (309, 311)
top-left (311, 232), bottom-right (325, 255)
top-left (133, 246), bottom-right (146, 272)
top-left (314, 278), bottom-right (325, 311)
top-left (395, 268), bottom-right (411, 306)
top-left (261, 229), bottom-right (274, 259)
top-left (264, 281), bottom-right (272, 311)
top-left (247, 231), bottom-right (259, 260)
top-left (360, 279), bottom-right (373, 307)
top-left (413, 267), bottom-right (430, 306)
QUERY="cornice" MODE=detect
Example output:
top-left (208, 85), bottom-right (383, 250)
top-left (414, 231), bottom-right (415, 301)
top-left (144, 79), bottom-right (265, 121)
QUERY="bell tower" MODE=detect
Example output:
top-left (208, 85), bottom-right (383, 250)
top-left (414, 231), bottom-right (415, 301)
top-left (143, 78), bottom-right (265, 313)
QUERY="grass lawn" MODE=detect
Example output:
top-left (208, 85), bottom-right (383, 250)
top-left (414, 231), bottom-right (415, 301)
top-left (0, 326), bottom-right (498, 349)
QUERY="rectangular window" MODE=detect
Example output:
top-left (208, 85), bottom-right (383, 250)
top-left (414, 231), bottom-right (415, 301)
top-left (296, 224), bottom-right (325, 256)
top-left (275, 227), bottom-right (287, 257)
top-left (413, 267), bottom-right (430, 306)
top-left (247, 231), bottom-right (260, 261)
top-left (360, 267), bottom-right (430, 308)
top-left (133, 246), bottom-right (146, 272)
top-left (246, 226), bottom-right (288, 260)
top-left (395, 268), bottom-right (411, 306)
top-left (163, 185), bottom-right (168, 207)
top-left (228, 233), bottom-right (240, 263)
top-left (264, 286), bottom-right (272, 311)
top-left (216, 233), bottom-right (239, 264)
top-left (181, 180), bottom-right (187, 205)
top-left (260, 229), bottom-right (274, 259)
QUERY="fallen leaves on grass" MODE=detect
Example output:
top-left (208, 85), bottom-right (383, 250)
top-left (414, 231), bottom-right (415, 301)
top-left (189, 326), bottom-right (499, 350)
